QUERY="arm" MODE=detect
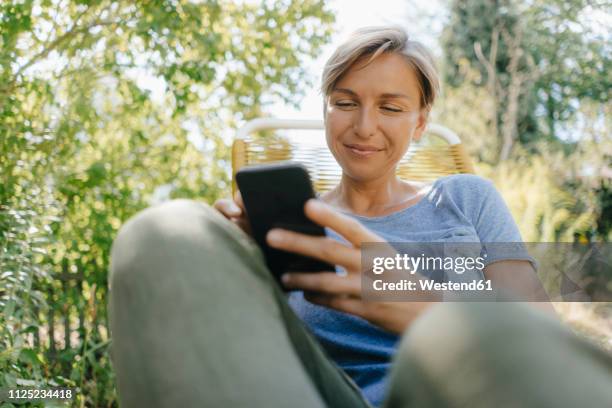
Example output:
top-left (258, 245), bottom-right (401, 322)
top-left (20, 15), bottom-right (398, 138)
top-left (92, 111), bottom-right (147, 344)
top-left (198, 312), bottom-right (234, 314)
top-left (484, 260), bottom-right (557, 316)
top-left (455, 175), bottom-right (557, 315)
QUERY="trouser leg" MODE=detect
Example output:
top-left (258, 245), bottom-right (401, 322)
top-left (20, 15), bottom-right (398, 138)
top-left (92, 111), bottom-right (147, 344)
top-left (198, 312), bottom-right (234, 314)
top-left (383, 302), bottom-right (612, 408)
top-left (108, 199), bottom-right (369, 408)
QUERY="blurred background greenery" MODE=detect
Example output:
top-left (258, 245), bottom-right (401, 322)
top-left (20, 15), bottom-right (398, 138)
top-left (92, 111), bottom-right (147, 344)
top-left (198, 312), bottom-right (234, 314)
top-left (0, 0), bottom-right (610, 406)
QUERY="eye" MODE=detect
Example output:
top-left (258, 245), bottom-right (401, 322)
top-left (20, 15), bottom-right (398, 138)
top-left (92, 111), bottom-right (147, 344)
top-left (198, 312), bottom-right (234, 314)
top-left (381, 105), bottom-right (402, 112)
top-left (334, 100), bottom-right (357, 108)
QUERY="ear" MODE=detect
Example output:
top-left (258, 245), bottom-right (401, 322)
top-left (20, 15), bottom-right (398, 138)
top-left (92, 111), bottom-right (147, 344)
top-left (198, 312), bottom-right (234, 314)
top-left (412, 109), bottom-right (429, 142)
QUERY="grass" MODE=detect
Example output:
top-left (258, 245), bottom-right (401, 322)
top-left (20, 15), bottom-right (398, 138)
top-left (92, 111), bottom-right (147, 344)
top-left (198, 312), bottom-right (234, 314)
top-left (554, 302), bottom-right (612, 353)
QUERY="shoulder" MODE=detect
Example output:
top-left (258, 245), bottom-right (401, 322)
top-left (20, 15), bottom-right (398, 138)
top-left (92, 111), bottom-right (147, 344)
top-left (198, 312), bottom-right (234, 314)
top-left (434, 173), bottom-right (495, 191)
top-left (431, 174), bottom-right (497, 202)
top-left (428, 174), bottom-right (508, 224)
top-left (434, 175), bottom-right (524, 242)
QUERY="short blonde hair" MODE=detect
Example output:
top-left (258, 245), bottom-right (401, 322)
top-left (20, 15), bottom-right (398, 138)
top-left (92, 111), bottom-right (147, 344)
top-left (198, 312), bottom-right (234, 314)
top-left (321, 26), bottom-right (440, 112)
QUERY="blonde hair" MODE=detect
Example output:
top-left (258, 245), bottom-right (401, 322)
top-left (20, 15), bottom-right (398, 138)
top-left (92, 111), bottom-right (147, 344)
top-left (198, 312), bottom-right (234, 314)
top-left (321, 26), bottom-right (440, 112)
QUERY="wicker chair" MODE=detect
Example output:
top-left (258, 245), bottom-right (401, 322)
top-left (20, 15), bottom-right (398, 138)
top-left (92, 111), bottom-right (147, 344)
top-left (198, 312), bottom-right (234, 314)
top-left (232, 118), bottom-right (474, 194)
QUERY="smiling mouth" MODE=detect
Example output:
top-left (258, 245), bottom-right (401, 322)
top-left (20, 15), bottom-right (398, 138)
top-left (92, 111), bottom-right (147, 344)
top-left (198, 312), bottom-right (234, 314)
top-left (344, 144), bottom-right (383, 157)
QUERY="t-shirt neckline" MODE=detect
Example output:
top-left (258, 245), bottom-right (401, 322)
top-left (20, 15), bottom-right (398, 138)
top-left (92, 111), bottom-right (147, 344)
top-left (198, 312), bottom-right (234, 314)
top-left (335, 178), bottom-right (440, 223)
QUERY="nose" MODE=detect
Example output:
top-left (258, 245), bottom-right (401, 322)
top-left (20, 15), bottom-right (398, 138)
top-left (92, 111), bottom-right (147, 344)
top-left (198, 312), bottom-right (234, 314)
top-left (353, 106), bottom-right (377, 139)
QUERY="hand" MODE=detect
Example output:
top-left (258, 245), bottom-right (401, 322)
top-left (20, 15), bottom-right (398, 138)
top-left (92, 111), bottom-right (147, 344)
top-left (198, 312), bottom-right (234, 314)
top-left (265, 199), bottom-right (436, 335)
top-left (213, 191), bottom-right (252, 236)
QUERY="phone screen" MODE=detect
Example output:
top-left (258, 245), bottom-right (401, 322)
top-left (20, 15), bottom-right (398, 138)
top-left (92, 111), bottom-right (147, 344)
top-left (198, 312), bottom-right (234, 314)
top-left (236, 162), bottom-right (334, 287)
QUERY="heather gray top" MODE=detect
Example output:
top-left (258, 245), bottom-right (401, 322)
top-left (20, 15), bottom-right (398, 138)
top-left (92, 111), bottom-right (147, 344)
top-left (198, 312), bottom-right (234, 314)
top-left (289, 174), bottom-right (534, 407)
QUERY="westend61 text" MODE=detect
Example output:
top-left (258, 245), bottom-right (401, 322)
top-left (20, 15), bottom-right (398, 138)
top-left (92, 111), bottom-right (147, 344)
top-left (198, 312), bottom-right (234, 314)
top-left (372, 279), bottom-right (493, 292)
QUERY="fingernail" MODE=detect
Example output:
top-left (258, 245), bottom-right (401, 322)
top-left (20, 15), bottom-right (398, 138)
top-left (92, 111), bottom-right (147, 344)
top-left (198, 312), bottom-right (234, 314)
top-left (229, 202), bottom-right (241, 215)
top-left (267, 229), bottom-right (282, 244)
top-left (281, 273), bottom-right (291, 284)
top-left (307, 199), bottom-right (323, 211)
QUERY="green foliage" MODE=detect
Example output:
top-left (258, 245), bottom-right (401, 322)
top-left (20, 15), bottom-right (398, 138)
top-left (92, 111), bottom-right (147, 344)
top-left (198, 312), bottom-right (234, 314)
top-left (2, 0), bottom-right (609, 405)
top-left (439, 0), bottom-right (611, 242)
top-left (479, 154), bottom-right (597, 242)
top-left (432, 62), bottom-right (500, 163)
top-left (437, 78), bottom-right (611, 242)
top-left (1, 0), bottom-right (334, 405)
top-left (442, 0), bottom-right (610, 152)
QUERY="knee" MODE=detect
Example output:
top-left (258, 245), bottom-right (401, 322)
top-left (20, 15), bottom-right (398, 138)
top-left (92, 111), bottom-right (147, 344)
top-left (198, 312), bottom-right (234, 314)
top-left (383, 303), bottom-right (545, 407)
top-left (398, 302), bottom-right (561, 369)
top-left (406, 303), bottom-right (525, 349)
top-left (114, 199), bottom-right (213, 242)
top-left (112, 199), bottom-right (210, 255)
top-left (109, 199), bottom-right (225, 287)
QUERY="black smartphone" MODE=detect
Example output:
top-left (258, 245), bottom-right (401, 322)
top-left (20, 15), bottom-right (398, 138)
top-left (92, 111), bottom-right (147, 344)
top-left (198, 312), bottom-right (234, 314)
top-left (235, 162), bottom-right (334, 288)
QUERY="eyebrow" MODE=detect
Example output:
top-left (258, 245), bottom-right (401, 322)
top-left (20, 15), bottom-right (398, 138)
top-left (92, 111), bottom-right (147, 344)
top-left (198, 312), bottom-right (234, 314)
top-left (332, 88), bottom-right (413, 101)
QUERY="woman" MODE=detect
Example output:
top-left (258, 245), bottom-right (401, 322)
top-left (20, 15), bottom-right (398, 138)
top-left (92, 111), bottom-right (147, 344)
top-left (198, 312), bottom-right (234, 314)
top-left (109, 26), bottom-right (612, 408)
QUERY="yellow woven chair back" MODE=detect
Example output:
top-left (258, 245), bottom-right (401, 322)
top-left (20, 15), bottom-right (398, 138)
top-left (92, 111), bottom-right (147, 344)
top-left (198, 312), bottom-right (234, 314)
top-left (232, 118), bottom-right (474, 194)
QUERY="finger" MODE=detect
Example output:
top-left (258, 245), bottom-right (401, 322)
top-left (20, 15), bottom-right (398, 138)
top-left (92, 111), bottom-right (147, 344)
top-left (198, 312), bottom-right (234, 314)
top-left (282, 272), bottom-right (360, 296)
top-left (304, 200), bottom-right (384, 247)
top-left (214, 198), bottom-right (242, 217)
top-left (267, 229), bottom-right (360, 271)
top-left (233, 216), bottom-right (252, 235)
top-left (304, 292), bottom-right (367, 317)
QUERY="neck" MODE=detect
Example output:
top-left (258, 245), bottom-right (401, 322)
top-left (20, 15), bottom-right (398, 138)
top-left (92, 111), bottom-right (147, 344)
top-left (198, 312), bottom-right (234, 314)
top-left (324, 171), bottom-right (417, 216)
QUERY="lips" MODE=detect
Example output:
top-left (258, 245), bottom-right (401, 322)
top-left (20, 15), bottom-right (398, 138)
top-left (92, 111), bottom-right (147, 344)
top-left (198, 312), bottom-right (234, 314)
top-left (344, 143), bottom-right (383, 157)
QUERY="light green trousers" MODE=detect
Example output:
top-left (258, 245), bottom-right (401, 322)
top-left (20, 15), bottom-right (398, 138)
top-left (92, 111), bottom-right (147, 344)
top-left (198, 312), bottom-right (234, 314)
top-left (108, 200), bottom-right (612, 408)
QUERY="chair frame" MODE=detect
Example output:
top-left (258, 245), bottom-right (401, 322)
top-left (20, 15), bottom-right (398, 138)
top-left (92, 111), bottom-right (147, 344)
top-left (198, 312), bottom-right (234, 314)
top-left (232, 117), bottom-right (473, 194)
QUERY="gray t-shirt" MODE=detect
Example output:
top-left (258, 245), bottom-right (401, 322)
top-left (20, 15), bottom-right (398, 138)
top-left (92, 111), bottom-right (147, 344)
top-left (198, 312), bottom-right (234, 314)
top-left (288, 174), bottom-right (533, 407)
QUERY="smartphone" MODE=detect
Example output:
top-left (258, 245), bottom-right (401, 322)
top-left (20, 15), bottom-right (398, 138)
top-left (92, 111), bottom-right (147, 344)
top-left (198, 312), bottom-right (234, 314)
top-left (235, 162), bottom-right (334, 288)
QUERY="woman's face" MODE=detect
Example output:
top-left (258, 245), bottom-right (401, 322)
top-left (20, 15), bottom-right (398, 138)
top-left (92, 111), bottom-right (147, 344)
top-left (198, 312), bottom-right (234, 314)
top-left (324, 52), bottom-right (427, 183)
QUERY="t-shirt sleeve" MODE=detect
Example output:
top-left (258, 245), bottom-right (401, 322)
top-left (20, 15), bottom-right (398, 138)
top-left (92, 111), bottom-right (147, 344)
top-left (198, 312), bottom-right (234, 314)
top-left (463, 176), bottom-right (537, 269)
top-left (472, 178), bottom-right (523, 242)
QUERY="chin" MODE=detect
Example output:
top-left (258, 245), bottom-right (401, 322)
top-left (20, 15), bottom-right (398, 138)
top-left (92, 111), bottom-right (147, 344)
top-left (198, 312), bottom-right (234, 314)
top-left (339, 161), bottom-right (385, 182)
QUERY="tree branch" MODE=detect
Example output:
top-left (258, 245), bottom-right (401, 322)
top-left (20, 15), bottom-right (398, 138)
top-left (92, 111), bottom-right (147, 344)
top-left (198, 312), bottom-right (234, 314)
top-left (474, 26), bottom-right (501, 147)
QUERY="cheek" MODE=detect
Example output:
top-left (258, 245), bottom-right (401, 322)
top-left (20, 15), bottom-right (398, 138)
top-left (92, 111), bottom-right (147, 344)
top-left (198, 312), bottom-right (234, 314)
top-left (325, 110), bottom-right (351, 143)
top-left (381, 116), bottom-right (415, 146)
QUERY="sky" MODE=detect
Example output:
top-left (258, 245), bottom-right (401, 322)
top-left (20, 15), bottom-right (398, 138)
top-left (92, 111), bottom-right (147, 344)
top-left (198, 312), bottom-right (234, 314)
top-left (268, 0), bottom-right (448, 121)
